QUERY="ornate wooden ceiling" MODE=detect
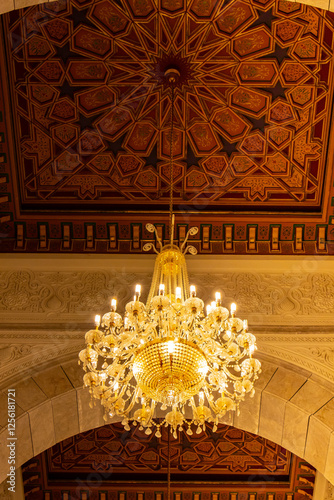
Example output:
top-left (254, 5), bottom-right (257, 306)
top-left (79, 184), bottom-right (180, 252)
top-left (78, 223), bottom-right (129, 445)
top-left (1, 0), bottom-right (334, 253)
top-left (22, 423), bottom-right (316, 499)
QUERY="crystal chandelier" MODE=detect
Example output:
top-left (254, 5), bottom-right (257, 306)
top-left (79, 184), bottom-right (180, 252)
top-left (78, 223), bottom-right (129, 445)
top-left (79, 69), bottom-right (261, 438)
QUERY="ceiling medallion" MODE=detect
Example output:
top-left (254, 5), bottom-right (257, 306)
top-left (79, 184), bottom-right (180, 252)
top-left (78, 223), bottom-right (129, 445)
top-left (79, 73), bottom-right (261, 438)
top-left (151, 53), bottom-right (193, 88)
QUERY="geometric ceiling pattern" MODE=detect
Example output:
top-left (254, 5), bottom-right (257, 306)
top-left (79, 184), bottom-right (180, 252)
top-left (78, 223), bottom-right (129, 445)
top-left (22, 423), bottom-right (316, 500)
top-left (4, 0), bottom-right (334, 209)
top-left (1, 0), bottom-right (334, 253)
top-left (47, 423), bottom-right (291, 477)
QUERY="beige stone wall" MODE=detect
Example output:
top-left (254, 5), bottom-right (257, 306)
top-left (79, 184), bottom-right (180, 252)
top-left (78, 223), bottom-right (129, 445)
top-left (0, 254), bottom-right (334, 485)
top-left (288, 0), bottom-right (334, 11)
top-left (0, 0), bottom-right (56, 16)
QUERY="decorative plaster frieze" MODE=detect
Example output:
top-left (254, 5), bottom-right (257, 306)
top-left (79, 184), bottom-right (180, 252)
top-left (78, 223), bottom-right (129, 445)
top-left (1, 269), bottom-right (334, 326)
top-left (1, 258), bottom-right (334, 387)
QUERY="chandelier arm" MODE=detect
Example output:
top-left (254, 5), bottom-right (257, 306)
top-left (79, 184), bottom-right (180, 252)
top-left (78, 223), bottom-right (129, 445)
top-left (180, 226), bottom-right (199, 253)
top-left (114, 381), bottom-right (128, 401)
top-left (143, 242), bottom-right (160, 254)
top-left (203, 384), bottom-right (215, 407)
top-left (145, 223), bottom-right (163, 250)
top-left (222, 365), bottom-right (248, 382)
top-left (123, 387), bottom-right (142, 415)
top-left (183, 245), bottom-right (197, 256)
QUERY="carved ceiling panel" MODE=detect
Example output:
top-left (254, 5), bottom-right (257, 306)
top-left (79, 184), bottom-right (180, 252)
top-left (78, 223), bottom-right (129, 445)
top-left (47, 423), bottom-right (291, 477)
top-left (2, 0), bottom-right (334, 210)
top-left (1, 1), bottom-right (334, 253)
top-left (21, 423), bottom-right (316, 499)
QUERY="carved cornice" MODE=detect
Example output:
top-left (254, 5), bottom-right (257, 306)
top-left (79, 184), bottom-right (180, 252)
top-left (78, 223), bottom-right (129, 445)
top-left (1, 267), bottom-right (334, 325)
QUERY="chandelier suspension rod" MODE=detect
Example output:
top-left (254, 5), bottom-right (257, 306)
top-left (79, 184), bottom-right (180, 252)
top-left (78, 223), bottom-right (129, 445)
top-left (169, 82), bottom-right (175, 245)
top-left (168, 429), bottom-right (171, 500)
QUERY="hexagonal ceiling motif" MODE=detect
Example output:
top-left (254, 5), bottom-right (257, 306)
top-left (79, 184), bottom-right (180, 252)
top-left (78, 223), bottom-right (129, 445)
top-left (2, 0), bottom-right (334, 210)
top-left (22, 423), bottom-right (316, 500)
top-left (1, 0), bottom-right (334, 253)
top-left (48, 423), bottom-right (293, 476)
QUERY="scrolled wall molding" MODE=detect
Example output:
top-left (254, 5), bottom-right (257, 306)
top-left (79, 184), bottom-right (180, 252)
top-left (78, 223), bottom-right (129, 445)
top-left (1, 267), bottom-right (334, 325)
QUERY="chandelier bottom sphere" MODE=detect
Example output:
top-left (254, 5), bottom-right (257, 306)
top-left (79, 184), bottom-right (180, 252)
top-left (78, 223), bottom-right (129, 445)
top-left (133, 339), bottom-right (208, 406)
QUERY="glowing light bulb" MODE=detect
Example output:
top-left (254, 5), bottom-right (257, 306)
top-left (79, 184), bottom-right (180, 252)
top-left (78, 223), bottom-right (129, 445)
top-left (114, 382), bottom-right (119, 391)
top-left (111, 299), bottom-right (117, 311)
top-left (243, 319), bottom-right (248, 331)
top-left (206, 304), bottom-right (212, 315)
top-left (167, 340), bottom-right (175, 354)
top-left (94, 315), bottom-right (100, 327)
top-left (211, 301), bottom-right (216, 310)
top-left (135, 284), bottom-right (141, 300)
top-left (231, 303), bottom-right (236, 315)
top-left (159, 283), bottom-right (165, 295)
top-left (175, 287), bottom-right (182, 301)
top-left (199, 365), bottom-right (208, 375)
top-left (190, 285), bottom-right (196, 297)
top-left (215, 292), bottom-right (221, 305)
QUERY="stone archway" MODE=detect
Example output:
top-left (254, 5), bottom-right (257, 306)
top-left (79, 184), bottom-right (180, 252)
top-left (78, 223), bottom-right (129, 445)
top-left (0, 254), bottom-right (334, 486)
top-left (0, 356), bottom-right (334, 485)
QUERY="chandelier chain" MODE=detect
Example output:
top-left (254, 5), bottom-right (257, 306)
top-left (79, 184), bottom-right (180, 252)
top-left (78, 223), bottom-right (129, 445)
top-left (168, 430), bottom-right (171, 500)
top-left (169, 85), bottom-right (175, 242)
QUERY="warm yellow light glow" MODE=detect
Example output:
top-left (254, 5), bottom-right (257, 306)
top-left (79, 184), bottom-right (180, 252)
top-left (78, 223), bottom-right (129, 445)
top-left (199, 390), bottom-right (204, 406)
top-left (167, 340), bottom-right (175, 354)
top-left (80, 230), bottom-right (261, 438)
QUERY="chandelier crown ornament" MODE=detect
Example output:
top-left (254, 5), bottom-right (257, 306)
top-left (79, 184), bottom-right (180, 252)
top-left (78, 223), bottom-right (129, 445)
top-left (79, 68), bottom-right (261, 438)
